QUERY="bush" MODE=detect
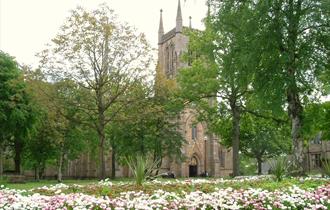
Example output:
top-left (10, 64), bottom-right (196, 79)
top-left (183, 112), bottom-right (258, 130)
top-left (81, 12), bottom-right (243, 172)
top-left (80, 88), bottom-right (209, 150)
top-left (270, 156), bottom-right (290, 182)
top-left (322, 159), bottom-right (330, 177)
top-left (126, 155), bottom-right (159, 186)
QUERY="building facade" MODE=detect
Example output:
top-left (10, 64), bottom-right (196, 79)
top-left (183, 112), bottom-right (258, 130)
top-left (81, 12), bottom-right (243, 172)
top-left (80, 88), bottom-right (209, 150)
top-left (155, 0), bottom-right (233, 177)
top-left (306, 133), bottom-right (330, 172)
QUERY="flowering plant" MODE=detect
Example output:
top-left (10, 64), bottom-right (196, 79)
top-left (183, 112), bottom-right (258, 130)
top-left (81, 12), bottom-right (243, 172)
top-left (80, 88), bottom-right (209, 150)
top-left (0, 177), bottom-right (329, 209)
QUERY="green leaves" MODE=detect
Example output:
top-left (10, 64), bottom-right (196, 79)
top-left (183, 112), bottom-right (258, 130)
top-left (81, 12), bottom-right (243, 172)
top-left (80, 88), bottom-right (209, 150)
top-left (303, 102), bottom-right (330, 140)
top-left (0, 51), bottom-right (40, 174)
top-left (126, 155), bottom-right (160, 186)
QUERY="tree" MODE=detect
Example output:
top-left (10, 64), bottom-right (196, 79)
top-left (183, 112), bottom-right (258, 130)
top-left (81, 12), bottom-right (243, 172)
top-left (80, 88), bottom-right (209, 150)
top-left (240, 114), bottom-right (291, 175)
top-left (23, 111), bottom-right (56, 180)
top-left (39, 5), bottom-right (152, 179)
top-left (0, 51), bottom-right (21, 175)
top-left (0, 51), bottom-right (38, 174)
top-left (178, 1), bottom-right (258, 176)
top-left (24, 68), bottom-right (95, 181)
top-left (108, 70), bottom-right (185, 177)
top-left (250, 0), bottom-right (330, 174)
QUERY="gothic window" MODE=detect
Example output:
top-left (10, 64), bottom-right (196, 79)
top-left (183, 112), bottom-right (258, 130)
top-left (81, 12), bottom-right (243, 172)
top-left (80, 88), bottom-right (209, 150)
top-left (165, 43), bottom-right (176, 78)
top-left (174, 52), bottom-right (178, 74)
top-left (192, 125), bottom-right (197, 140)
top-left (165, 46), bottom-right (170, 76)
top-left (171, 44), bottom-right (175, 75)
top-left (219, 150), bottom-right (225, 167)
top-left (190, 156), bottom-right (198, 166)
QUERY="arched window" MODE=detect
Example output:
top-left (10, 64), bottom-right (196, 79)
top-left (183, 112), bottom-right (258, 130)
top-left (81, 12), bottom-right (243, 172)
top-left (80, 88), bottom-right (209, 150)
top-left (190, 156), bottom-right (198, 166)
top-left (174, 52), bottom-right (177, 74)
top-left (165, 46), bottom-right (170, 76)
top-left (192, 125), bottom-right (197, 140)
top-left (171, 44), bottom-right (175, 75)
top-left (219, 150), bottom-right (225, 167)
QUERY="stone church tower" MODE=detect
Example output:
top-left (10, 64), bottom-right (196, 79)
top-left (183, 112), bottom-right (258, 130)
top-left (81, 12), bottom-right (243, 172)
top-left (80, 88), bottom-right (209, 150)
top-left (157, 0), bottom-right (233, 177)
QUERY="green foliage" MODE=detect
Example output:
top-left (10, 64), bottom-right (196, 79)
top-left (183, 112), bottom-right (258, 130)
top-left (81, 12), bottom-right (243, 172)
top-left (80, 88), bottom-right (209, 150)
top-left (270, 157), bottom-right (290, 182)
top-left (239, 155), bottom-right (257, 175)
top-left (322, 159), bottom-right (330, 177)
top-left (178, 0), bottom-right (261, 176)
top-left (109, 69), bottom-right (185, 169)
top-left (245, 0), bottom-right (329, 172)
top-left (303, 102), bottom-right (330, 141)
top-left (126, 155), bottom-right (159, 186)
top-left (0, 51), bottom-right (39, 173)
top-left (22, 69), bottom-right (95, 179)
top-left (39, 4), bottom-right (153, 179)
top-left (99, 187), bottom-right (111, 197)
top-left (240, 112), bottom-right (291, 174)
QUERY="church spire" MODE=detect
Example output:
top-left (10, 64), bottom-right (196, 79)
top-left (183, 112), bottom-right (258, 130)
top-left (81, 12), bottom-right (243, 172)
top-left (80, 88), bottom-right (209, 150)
top-left (158, 9), bottom-right (164, 44)
top-left (176, 0), bottom-right (183, 33)
top-left (189, 16), bottom-right (192, 28)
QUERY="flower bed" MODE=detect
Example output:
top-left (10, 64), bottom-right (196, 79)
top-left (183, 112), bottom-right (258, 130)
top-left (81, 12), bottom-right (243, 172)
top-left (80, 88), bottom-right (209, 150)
top-left (0, 177), bottom-right (329, 209)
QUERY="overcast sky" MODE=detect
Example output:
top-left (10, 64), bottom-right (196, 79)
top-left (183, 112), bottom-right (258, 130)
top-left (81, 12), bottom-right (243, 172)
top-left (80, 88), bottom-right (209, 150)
top-left (0, 0), bottom-right (207, 67)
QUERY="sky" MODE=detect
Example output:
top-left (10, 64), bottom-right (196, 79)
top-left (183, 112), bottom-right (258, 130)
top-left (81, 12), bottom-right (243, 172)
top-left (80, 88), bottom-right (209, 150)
top-left (0, 0), bottom-right (207, 68)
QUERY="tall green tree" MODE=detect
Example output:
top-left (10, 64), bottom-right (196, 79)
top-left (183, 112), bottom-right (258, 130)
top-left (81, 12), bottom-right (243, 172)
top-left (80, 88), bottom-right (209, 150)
top-left (250, 0), bottom-right (330, 173)
top-left (0, 52), bottom-right (38, 174)
top-left (108, 71), bottom-right (184, 177)
top-left (240, 115), bottom-right (291, 175)
top-left (24, 68), bottom-right (94, 181)
top-left (178, 1), bottom-right (257, 176)
top-left (39, 5), bottom-right (153, 179)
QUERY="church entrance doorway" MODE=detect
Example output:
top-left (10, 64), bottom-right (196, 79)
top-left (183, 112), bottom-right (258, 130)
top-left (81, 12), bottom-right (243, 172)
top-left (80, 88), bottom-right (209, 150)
top-left (189, 156), bottom-right (198, 177)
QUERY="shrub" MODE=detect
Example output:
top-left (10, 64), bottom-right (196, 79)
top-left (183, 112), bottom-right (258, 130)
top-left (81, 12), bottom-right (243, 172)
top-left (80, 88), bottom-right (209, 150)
top-left (322, 159), bottom-right (330, 177)
top-left (270, 156), bottom-right (290, 182)
top-left (126, 155), bottom-right (159, 186)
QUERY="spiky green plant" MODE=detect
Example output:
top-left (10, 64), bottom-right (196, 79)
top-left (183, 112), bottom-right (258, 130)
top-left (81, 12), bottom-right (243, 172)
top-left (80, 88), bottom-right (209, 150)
top-left (322, 159), bottom-right (330, 177)
top-left (270, 156), bottom-right (290, 182)
top-left (126, 155), bottom-right (159, 186)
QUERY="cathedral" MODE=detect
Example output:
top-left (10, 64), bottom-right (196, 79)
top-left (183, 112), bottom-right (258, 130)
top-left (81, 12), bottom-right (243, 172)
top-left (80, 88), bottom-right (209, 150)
top-left (155, 0), bottom-right (233, 177)
top-left (22, 0), bottom-right (233, 178)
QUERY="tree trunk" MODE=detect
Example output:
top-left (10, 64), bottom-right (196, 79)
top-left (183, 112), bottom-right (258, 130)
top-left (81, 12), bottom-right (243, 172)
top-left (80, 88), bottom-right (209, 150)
top-left (97, 91), bottom-right (107, 180)
top-left (14, 138), bottom-right (22, 174)
top-left (231, 102), bottom-right (240, 177)
top-left (0, 145), bottom-right (3, 176)
top-left (287, 73), bottom-right (304, 175)
top-left (111, 148), bottom-right (116, 179)
top-left (57, 152), bottom-right (64, 182)
top-left (39, 163), bottom-right (45, 180)
top-left (290, 107), bottom-right (305, 174)
top-left (99, 132), bottom-right (106, 180)
top-left (257, 157), bottom-right (262, 175)
top-left (286, 0), bottom-right (304, 175)
top-left (35, 165), bottom-right (40, 181)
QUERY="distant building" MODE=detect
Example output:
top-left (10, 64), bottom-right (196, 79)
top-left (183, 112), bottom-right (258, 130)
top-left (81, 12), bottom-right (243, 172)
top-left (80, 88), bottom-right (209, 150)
top-left (261, 132), bottom-right (330, 175)
top-left (155, 0), bottom-right (233, 177)
top-left (306, 133), bottom-right (330, 171)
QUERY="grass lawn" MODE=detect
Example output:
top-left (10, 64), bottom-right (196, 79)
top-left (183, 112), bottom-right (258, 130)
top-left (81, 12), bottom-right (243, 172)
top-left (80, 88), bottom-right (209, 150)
top-left (0, 177), bottom-right (136, 190)
top-left (1, 179), bottom-right (97, 190)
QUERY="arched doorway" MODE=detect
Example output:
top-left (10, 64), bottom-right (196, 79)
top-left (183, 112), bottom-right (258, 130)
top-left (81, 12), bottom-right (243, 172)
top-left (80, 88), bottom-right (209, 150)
top-left (189, 156), bottom-right (198, 177)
